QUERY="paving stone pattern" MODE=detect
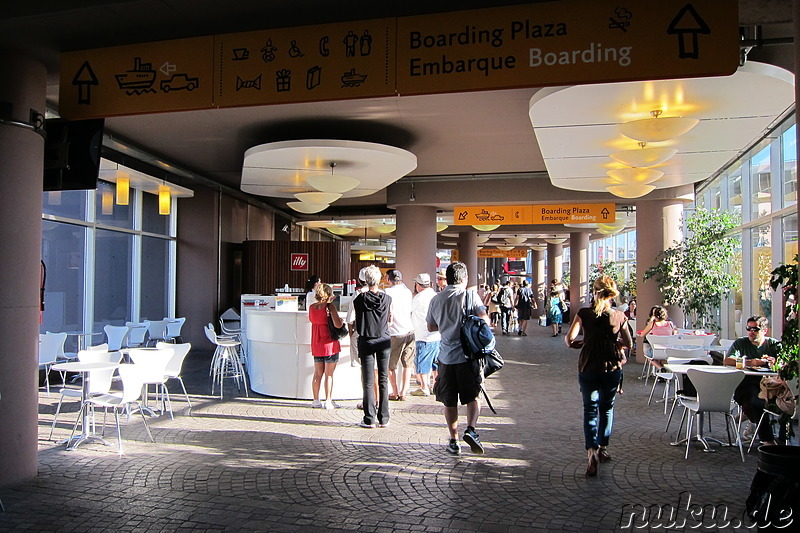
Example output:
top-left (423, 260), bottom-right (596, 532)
top-left (1, 327), bottom-right (766, 532)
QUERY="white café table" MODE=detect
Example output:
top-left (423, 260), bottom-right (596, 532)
top-left (50, 361), bottom-right (119, 450)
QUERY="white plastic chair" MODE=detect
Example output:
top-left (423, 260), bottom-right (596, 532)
top-left (219, 318), bottom-right (246, 363)
top-left (104, 325), bottom-right (129, 351)
top-left (676, 368), bottom-right (745, 461)
top-left (128, 347), bottom-right (175, 418)
top-left (205, 324), bottom-right (248, 400)
top-left (663, 348), bottom-right (712, 432)
top-left (38, 332), bottom-right (67, 394)
top-left (156, 341), bottom-right (192, 409)
top-left (70, 363), bottom-right (155, 455)
top-left (49, 349), bottom-right (122, 439)
top-left (145, 320), bottom-right (170, 346)
top-left (125, 321), bottom-right (150, 348)
top-left (164, 317), bottom-right (186, 342)
top-left (644, 334), bottom-right (680, 384)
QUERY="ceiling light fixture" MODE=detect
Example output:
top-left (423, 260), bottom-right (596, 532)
top-left (286, 201), bottom-right (329, 214)
top-left (544, 236), bottom-right (567, 245)
top-left (115, 172), bottom-right (130, 205)
top-left (596, 225), bottom-right (623, 235)
top-left (530, 245), bottom-right (546, 252)
top-left (101, 188), bottom-right (114, 215)
top-left (305, 162), bottom-right (360, 194)
top-left (610, 142), bottom-right (678, 168)
top-left (373, 224), bottom-right (396, 234)
top-left (294, 191), bottom-right (342, 204)
top-left (606, 167), bottom-right (664, 184)
top-left (158, 184), bottom-right (171, 215)
top-left (436, 223), bottom-right (448, 232)
top-left (617, 109), bottom-right (699, 143)
top-left (605, 183), bottom-right (656, 199)
top-left (505, 236), bottom-right (526, 244)
top-left (476, 235), bottom-right (490, 243)
top-left (327, 226), bottom-right (354, 235)
top-left (497, 245), bottom-right (514, 251)
top-left (472, 224), bottom-right (500, 231)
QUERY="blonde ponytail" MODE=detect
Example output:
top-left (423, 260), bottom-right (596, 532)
top-left (591, 275), bottom-right (619, 317)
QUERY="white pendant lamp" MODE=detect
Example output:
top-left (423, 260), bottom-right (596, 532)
top-left (306, 163), bottom-right (360, 194)
top-left (606, 167), bottom-right (664, 184)
top-left (610, 142), bottom-right (677, 168)
top-left (476, 235), bottom-right (490, 243)
top-left (327, 226), bottom-right (354, 235)
top-left (606, 183), bottom-right (656, 199)
top-left (544, 236), bottom-right (567, 245)
top-left (505, 236), bottom-right (527, 245)
top-left (286, 201), bottom-right (329, 214)
top-left (617, 110), bottom-right (699, 143)
top-left (596, 225), bottom-right (622, 235)
top-left (373, 224), bottom-right (396, 234)
top-left (473, 224), bottom-right (500, 231)
top-left (294, 191), bottom-right (342, 204)
top-left (497, 245), bottom-right (514, 251)
top-left (436, 223), bottom-right (448, 232)
top-left (530, 244), bottom-right (546, 252)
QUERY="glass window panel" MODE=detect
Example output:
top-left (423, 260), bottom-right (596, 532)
top-left (627, 230), bottom-right (637, 260)
top-left (42, 189), bottom-right (88, 220)
top-left (725, 232), bottom-right (743, 339)
top-left (142, 192), bottom-right (170, 235)
top-left (41, 221), bottom-right (86, 342)
top-left (752, 223), bottom-right (773, 324)
top-left (616, 234), bottom-right (625, 261)
top-left (710, 184), bottom-right (721, 210)
top-left (94, 180), bottom-right (134, 229)
top-left (140, 236), bottom-right (170, 321)
top-left (93, 229), bottom-right (133, 326)
top-left (783, 125), bottom-right (797, 208)
top-left (750, 145), bottom-right (772, 220)
top-left (727, 165), bottom-right (743, 219)
top-left (784, 212), bottom-right (798, 263)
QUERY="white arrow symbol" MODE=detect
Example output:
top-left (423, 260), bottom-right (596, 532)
top-left (160, 61), bottom-right (177, 76)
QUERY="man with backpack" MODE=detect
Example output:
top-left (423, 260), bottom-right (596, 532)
top-left (497, 280), bottom-right (515, 335)
top-left (426, 262), bottom-right (489, 455)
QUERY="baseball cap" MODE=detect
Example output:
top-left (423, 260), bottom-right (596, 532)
top-left (414, 273), bottom-right (431, 286)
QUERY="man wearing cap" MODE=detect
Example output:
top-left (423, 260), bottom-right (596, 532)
top-left (385, 269), bottom-right (416, 401)
top-left (436, 270), bottom-right (447, 292)
top-left (410, 273), bottom-right (440, 396)
top-left (347, 268), bottom-right (377, 406)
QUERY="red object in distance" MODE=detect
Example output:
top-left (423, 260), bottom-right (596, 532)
top-left (290, 253), bottom-right (309, 271)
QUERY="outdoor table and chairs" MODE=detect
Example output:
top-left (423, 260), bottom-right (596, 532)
top-left (50, 360), bottom-right (120, 450)
top-left (63, 330), bottom-right (103, 352)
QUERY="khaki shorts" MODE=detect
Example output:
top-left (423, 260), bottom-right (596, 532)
top-left (389, 332), bottom-right (416, 369)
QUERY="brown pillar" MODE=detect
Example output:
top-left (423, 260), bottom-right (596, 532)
top-left (546, 242), bottom-right (564, 288)
top-left (458, 230), bottom-right (479, 290)
top-left (635, 190), bottom-right (690, 361)
top-left (0, 53), bottom-right (46, 487)
top-left (395, 204), bottom-right (437, 289)
top-left (569, 232), bottom-right (590, 313)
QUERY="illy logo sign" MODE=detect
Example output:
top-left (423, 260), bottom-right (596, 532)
top-left (290, 253), bottom-right (309, 271)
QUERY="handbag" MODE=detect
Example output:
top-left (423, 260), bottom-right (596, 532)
top-left (327, 313), bottom-right (347, 340)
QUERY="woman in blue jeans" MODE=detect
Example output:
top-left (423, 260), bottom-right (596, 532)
top-left (564, 275), bottom-right (631, 476)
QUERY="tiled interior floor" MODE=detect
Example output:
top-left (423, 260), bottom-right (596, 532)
top-left (0, 327), bottom-right (783, 532)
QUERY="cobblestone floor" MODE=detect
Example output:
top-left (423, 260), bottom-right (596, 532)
top-left (1, 326), bottom-right (772, 532)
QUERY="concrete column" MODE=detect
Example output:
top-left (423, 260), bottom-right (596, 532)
top-left (0, 53), bottom-right (46, 487)
top-left (546, 242), bottom-right (564, 288)
top-left (635, 194), bottom-right (687, 361)
top-left (395, 204), bottom-right (437, 288)
top-left (532, 249), bottom-right (546, 313)
top-left (458, 230), bottom-right (479, 290)
top-left (569, 232), bottom-right (590, 313)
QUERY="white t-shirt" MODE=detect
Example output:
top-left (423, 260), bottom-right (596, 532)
top-left (411, 287), bottom-right (440, 343)
top-left (385, 282), bottom-right (414, 337)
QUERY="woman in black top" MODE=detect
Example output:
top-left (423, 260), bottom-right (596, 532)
top-left (564, 275), bottom-right (631, 476)
top-left (352, 265), bottom-right (392, 428)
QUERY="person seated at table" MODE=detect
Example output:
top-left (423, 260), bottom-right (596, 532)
top-left (639, 305), bottom-right (678, 370)
top-left (723, 316), bottom-right (781, 445)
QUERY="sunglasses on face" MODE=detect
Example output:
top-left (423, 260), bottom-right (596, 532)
top-left (746, 326), bottom-right (761, 332)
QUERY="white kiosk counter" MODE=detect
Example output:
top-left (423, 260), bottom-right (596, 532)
top-left (244, 307), bottom-right (362, 400)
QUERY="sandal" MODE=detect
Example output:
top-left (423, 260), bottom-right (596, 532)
top-left (586, 449), bottom-right (599, 476)
top-left (389, 394), bottom-right (400, 401)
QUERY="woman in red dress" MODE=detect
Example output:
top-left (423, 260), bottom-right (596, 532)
top-left (308, 283), bottom-right (344, 409)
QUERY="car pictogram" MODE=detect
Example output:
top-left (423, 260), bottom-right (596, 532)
top-left (160, 74), bottom-right (199, 92)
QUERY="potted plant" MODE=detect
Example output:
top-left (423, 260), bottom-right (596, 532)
top-left (643, 208), bottom-right (740, 331)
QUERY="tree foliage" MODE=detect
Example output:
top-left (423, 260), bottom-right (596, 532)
top-left (770, 255), bottom-right (798, 381)
top-left (643, 208), bottom-right (740, 330)
top-left (589, 260), bottom-right (623, 287)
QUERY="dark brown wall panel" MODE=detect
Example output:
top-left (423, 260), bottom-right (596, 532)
top-left (243, 240), bottom-right (351, 294)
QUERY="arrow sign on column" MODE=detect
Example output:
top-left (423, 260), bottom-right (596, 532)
top-left (72, 61), bottom-right (99, 105)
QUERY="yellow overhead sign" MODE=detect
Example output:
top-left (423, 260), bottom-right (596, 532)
top-left (451, 249), bottom-right (528, 260)
top-left (215, 19), bottom-right (395, 108)
top-left (454, 204), bottom-right (616, 225)
top-left (396, 0), bottom-right (738, 95)
top-left (59, 0), bottom-right (738, 118)
top-left (60, 37), bottom-right (215, 119)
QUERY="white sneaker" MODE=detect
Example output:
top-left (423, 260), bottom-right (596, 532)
top-left (742, 422), bottom-right (756, 441)
top-left (311, 399), bottom-right (323, 408)
top-left (325, 400), bottom-right (338, 410)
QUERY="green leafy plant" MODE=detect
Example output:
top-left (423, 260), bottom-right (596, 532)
top-left (769, 255), bottom-right (798, 381)
top-left (589, 260), bottom-right (623, 286)
top-left (643, 208), bottom-right (740, 330)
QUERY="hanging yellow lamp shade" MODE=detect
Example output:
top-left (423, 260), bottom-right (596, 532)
top-left (472, 224), bottom-right (500, 231)
top-left (605, 183), bottom-right (656, 199)
top-left (544, 237), bottom-right (567, 245)
top-left (436, 223), bottom-right (448, 232)
top-left (305, 174), bottom-right (360, 194)
top-left (610, 144), bottom-right (677, 168)
top-left (115, 173), bottom-right (130, 205)
top-left (158, 185), bottom-right (171, 215)
top-left (606, 167), bottom-right (663, 185)
top-left (294, 191), bottom-right (342, 204)
top-left (373, 224), bottom-right (396, 234)
top-left (497, 245), bottom-right (514, 251)
top-left (327, 226), bottom-right (354, 235)
top-left (596, 225), bottom-right (622, 235)
top-left (617, 110), bottom-right (699, 143)
top-left (286, 201), bottom-right (329, 214)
